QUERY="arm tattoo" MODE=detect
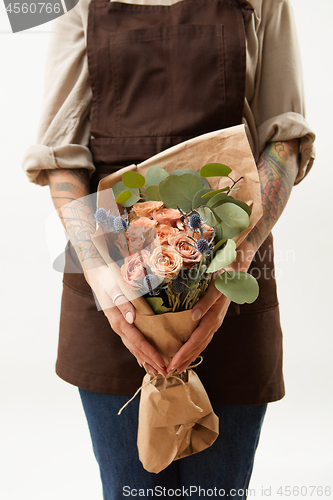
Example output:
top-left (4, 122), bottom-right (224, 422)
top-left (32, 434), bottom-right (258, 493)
top-left (47, 168), bottom-right (103, 264)
top-left (247, 140), bottom-right (299, 249)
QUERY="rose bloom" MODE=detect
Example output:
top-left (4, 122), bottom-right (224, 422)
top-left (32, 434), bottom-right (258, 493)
top-left (126, 225), bottom-right (145, 253)
top-left (154, 224), bottom-right (178, 246)
top-left (130, 217), bottom-right (158, 228)
top-left (148, 246), bottom-right (183, 279)
top-left (120, 250), bottom-right (149, 290)
top-left (132, 201), bottom-right (164, 218)
top-left (168, 233), bottom-right (201, 269)
top-left (152, 208), bottom-right (182, 227)
top-left (194, 222), bottom-right (214, 240)
top-left (130, 217), bottom-right (157, 245)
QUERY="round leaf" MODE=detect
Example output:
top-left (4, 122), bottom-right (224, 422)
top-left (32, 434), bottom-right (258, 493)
top-left (112, 181), bottom-right (140, 207)
top-left (115, 190), bottom-right (133, 204)
top-left (159, 173), bottom-right (204, 212)
top-left (214, 203), bottom-right (249, 228)
top-left (192, 188), bottom-right (213, 209)
top-left (200, 163), bottom-right (232, 178)
top-left (207, 239), bottom-right (236, 273)
top-left (122, 171), bottom-right (145, 189)
top-left (145, 184), bottom-right (162, 201)
top-left (197, 206), bottom-right (218, 227)
top-left (170, 169), bottom-right (210, 188)
top-left (201, 187), bottom-right (230, 198)
top-left (145, 165), bottom-right (168, 187)
top-left (218, 222), bottom-right (244, 240)
top-left (207, 193), bottom-right (230, 208)
top-left (215, 271), bottom-right (259, 304)
top-left (208, 195), bottom-right (252, 217)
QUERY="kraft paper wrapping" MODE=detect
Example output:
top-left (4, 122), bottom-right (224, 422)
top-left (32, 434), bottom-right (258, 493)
top-left (92, 125), bottom-right (262, 473)
top-left (137, 369), bottom-right (219, 474)
top-left (134, 309), bottom-right (219, 473)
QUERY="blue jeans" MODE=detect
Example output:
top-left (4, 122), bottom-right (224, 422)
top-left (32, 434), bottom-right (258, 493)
top-left (78, 388), bottom-right (267, 500)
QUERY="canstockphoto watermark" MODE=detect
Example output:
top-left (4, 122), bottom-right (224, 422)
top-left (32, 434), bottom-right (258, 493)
top-left (122, 486), bottom-right (256, 497)
top-left (3, 0), bottom-right (79, 33)
top-left (123, 485), bottom-right (332, 497)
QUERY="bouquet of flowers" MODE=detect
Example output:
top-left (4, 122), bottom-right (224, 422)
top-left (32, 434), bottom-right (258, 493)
top-left (94, 162), bottom-right (259, 315)
top-left (91, 125), bottom-right (263, 473)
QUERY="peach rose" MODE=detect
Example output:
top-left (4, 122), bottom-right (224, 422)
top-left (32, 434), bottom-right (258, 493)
top-left (120, 250), bottom-right (149, 290)
top-left (154, 224), bottom-right (178, 246)
top-left (126, 226), bottom-right (145, 253)
top-left (148, 246), bottom-right (183, 279)
top-left (168, 233), bottom-right (201, 268)
top-left (152, 208), bottom-right (182, 227)
top-left (194, 223), bottom-right (215, 240)
top-left (130, 217), bottom-right (158, 228)
top-left (130, 217), bottom-right (157, 245)
top-left (176, 219), bottom-right (186, 232)
top-left (132, 201), bottom-right (164, 218)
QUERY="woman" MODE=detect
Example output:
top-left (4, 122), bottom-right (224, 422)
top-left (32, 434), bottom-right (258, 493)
top-left (22, 0), bottom-right (315, 498)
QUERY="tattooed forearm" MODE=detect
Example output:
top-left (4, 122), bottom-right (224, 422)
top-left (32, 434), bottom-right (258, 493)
top-left (247, 140), bottom-right (299, 249)
top-left (45, 168), bottom-right (105, 268)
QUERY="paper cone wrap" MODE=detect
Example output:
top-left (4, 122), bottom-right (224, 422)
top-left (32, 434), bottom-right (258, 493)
top-left (91, 125), bottom-right (263, 473)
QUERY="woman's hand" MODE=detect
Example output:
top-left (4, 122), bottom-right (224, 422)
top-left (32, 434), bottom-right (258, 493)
top-left (167, 280), bottom-right (231, 374)
top-left (85, 264), bottom-right (167, 377)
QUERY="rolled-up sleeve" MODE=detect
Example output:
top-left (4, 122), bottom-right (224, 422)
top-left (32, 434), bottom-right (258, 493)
top-left (250, 0), bottom-right (315, 184)
top-left (22, 3), bottom-right (93, 186)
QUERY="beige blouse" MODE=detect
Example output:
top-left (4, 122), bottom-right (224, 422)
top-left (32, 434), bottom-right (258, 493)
top-left (22, 0), bottom-right (315, 186)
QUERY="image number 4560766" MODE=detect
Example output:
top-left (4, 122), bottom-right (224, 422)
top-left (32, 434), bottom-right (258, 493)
top-left (3, 0), bottom-right (79, 33)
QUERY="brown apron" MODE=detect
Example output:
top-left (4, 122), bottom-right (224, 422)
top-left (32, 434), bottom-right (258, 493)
top-left (56, 0), bottom-right (285, 405)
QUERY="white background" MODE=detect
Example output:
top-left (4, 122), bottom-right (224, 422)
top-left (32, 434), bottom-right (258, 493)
top-left (0, 1), bottom-right (332, 499)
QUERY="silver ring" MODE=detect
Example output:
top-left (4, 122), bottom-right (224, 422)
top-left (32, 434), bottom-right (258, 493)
top-left (113, 293), bottom-right (125, 305)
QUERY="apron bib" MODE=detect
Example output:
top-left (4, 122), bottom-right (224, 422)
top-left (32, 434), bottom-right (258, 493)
top-left (56, 0), bottom-right (285, 405)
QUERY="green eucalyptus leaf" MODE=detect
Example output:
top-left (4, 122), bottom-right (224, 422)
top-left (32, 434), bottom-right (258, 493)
top-left (145, 165), bottom-right (168, 187)
top-left (230, 199), bottom-right (252, 216)
top-left (206, 192), bottom-right (230, 207)
top-left (170, 169), bottom-right (210, 188)
top-left (156, 305), bottom-right (173, 314)
top-left (112, 182), bottom-right (140, 207)
top-left (218, 223), bottom-right (244, 240)
top-left (192, 188), bottom-right (213, 209)
top-left (208, 195), bottom-right (252, 217)
top-left (212, 238), bottom-right (227, 252)
top-left (214, 203), bottom-right (250, 228)
top-left (215, 223), bottom-right (224, 242)
top-left (115, 190), bottom-right (133, 204)
top-left (197, 207), bottom-right (218, 227)
top-left (122, 171), bottom-right (145, 189)
top-left (207, 239), bottom-right (236, 273)
top-left (215, 271), bottom-right (259, 304)
top-left (145, 185), bottom-right (162, 201)
top-left (146, 297), bottom-right (164, 313)
top-left (201, 187), bottom-right (230, 198)
top-left (159, 173), bottom-right (203, 212)
top-left (200, 163), bottom-right (232, 178)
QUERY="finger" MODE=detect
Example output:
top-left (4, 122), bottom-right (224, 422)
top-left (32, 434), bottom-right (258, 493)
top-left (101, 280), bottom-right (137, 325)
top-left (131, 351), bottom-right (158, 377)
top-left (111, 291), bottom-right (136, 325)
top-left (191, 281), bottom-right (222, 321)
top-left (144, 363), bottom-right (158, 377)
top-left (104, 308), bottom-right (167, 373)
top-left (176, 335), bottom-right (213, 374)
top-left (121, 334), bottom-right (167, 376)
top-left (167, 322), bottom-right (213, 373)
